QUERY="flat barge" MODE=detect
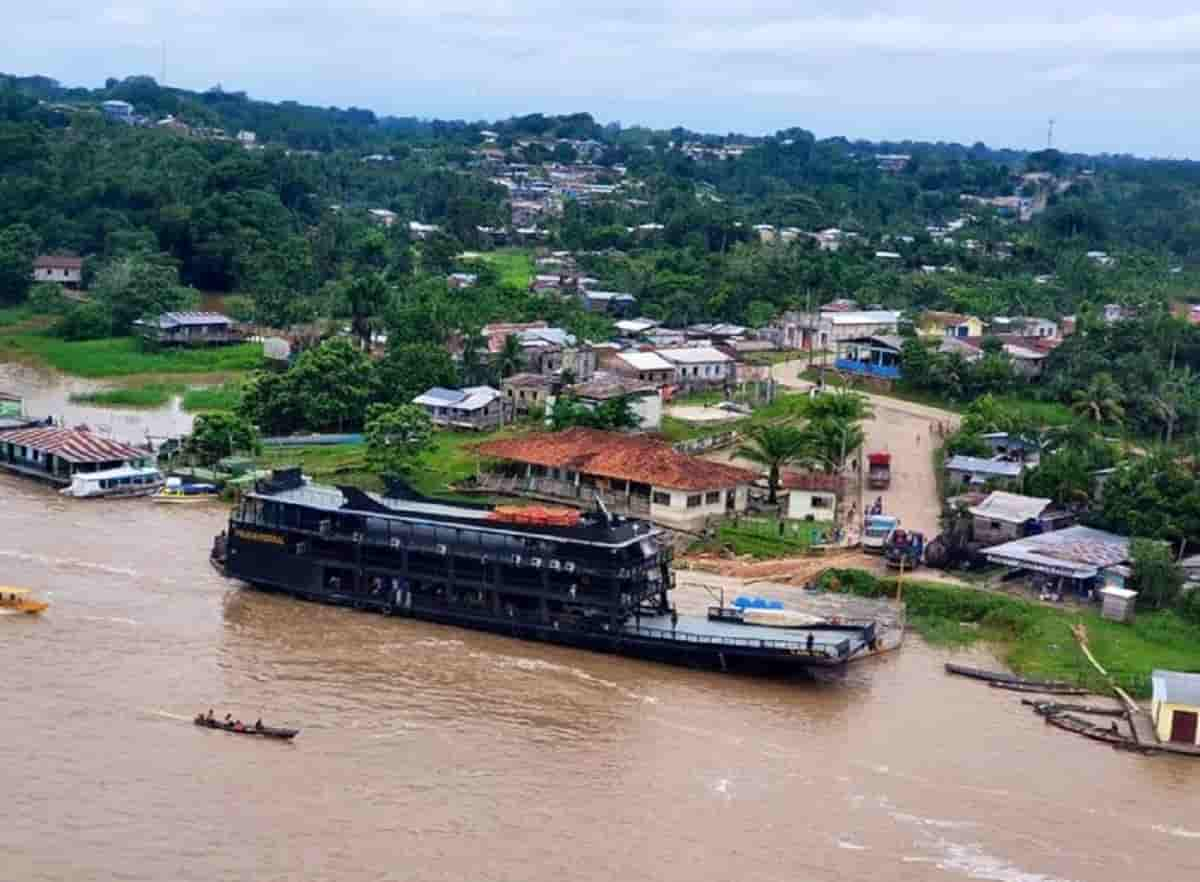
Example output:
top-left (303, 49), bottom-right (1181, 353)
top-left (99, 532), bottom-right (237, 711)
top-left (212, 469), bottom-right (877, 674)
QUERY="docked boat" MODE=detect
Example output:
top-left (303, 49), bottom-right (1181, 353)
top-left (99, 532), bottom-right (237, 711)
top-left (193, 715), bottom-right (299, 740)
top-left (60, 464), bottom-right (164, 499)
top-left (211, 468), bottom-right (879, 675)
top-left (153, 477), bottom-right (219, 504)
top-left (0, 587), bottom-right (48, 614)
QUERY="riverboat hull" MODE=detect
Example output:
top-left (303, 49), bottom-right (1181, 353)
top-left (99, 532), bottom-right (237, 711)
top-left (212, 556), bottom-right (867, 676)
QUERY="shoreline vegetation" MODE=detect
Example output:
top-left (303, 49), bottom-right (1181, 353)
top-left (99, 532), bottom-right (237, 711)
top-left (0, 333), bottom-right (263, 378)
top-left (68, 381), bottom-right (244, 412)
top-left (819, 569), bottom-right (1200, 699)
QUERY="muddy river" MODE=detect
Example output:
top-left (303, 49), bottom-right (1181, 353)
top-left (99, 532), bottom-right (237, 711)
top-left (2, 469), bottom-right (1198, 882)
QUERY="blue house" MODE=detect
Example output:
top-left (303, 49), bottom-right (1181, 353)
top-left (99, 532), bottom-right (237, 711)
top-left (834, 335), bottom-right (902, 380)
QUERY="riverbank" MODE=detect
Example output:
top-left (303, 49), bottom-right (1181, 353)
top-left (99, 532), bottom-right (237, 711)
top-left (820, 568), bottom-right (1200, 698)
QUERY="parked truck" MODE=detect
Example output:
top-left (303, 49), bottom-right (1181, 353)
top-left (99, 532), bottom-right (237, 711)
top-left (885, 529), bottom-right (925, 570)
top-left (862, 514), bottom-right (899, 554)
top-left (867, 452), bottom-right (892, 490)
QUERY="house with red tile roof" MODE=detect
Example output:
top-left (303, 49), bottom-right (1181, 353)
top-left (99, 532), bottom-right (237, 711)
top-left (475, 427), bottom-right (755, 529)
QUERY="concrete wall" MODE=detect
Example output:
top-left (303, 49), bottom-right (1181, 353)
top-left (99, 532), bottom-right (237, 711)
top-left (648, 485), bottom-right (746, 529)
top-left (786, 489), bottom-right (837, 521)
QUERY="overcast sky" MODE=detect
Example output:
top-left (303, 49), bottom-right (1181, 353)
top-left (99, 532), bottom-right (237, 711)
top-left (7, 2), bottom-right (1200, 157)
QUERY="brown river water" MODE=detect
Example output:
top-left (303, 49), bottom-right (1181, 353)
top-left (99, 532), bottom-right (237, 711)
top-left (3, 472), bottom-right (1199, 882)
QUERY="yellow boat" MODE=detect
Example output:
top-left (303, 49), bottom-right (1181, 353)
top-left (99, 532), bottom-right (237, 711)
top-left (0, 588), bottom-right (48, 615)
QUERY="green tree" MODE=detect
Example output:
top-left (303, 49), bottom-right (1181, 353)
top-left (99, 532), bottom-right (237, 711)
top-left (343, 273), bottom-right (390, 349)
top-left (495, 333), bottom-right (525, 379)
top-left (1071, 372), bottom-right (1125, 425)
top-left (736, 425), bottom-right (809, 504)
top-left (1130, 538), bottom-right (1184, 610)
top-left (54, 301), bottom-right (114, 341)
top-left (376, 342), bottom-right (460, 406)
top-left (184, 412), bottom-right (261, 465)
top-left (365, 403), bottom-right (434, 478)
top-left (0, 223), bottom-right (39, 304)
top-left (803, 419), bottom-right (866, 475)
top-left (92, 255), bottom-right (196, 333)
top-left (238, 338), bottom-right (376, 434)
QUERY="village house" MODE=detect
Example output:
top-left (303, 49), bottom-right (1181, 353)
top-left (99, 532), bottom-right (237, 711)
top-left (367, 208), bottom-right (398, 227)
top-left (567, 373), bottom-right (662, 431)
top-left (32, 255), bottom-right (83, 288)
top-left (0, 425), bottom-right (153, 486)
top-left (1152, 670), bottom-right (1200, 747)
top-left (412, 386), bottom-right (505, 431)
top-left (502, 373), bottom-right (556, 417)
top-left (656, 346), bottom-right (735, 390)
top-left (135, 312), bottom-right (238, 346)
top-left (917, 311), bottom-right (985, 339)
top-left (613, 318), bottom-right (660, 339)
top-left (781, 472), bottom-right (843, 521)
top-left (834, 335), bottom-right (903, 380)
top-left (968, 491), bottom-right (1074, 546)
top-left (580, 290), bottom-right (637, 317)
top-left (602, 350), bottom-right (677, 386)
top-left (447, 272), bottom-right (478, 289)
top-left (944, 455), bottom-right (1024, 492)
top-left (473, 427), bottom-right (755, 529)
top-left (408, 221), bottom-right (441, 240)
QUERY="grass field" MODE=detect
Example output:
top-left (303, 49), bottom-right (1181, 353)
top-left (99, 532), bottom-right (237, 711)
top-left (698, 517), bottom-right (832, 559)
top-left (820, 569), bottom-right (1200, 697)
top-left (181, 382), bottom-right (243, 413)
top-left (0, 334), bottom-right (263, 378)
top-left (658, 391), bottom-right (806, 443)
top-left (251, 429), bottom-right (521, 500)
top-left (70, 384), bottom-right (182, 408)
top-left (480, 248), bottom-right (534, 290)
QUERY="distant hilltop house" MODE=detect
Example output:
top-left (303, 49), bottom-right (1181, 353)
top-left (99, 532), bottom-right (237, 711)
top-left (32, 255), bottom-right (83, 289)
top-left (917, 311), bottom-right (985, 339)
top-left (409, 221), bottom-right (441, 240)
top-left (135, 312), bottom-right (239, 346)
top-left (367, 208), bottom-right (398, 227)
top-left (101, 100), bottom-right (134, 123)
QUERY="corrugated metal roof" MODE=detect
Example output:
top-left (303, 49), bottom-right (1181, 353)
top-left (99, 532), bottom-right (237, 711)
top-left (1153, 670), bottom-right (1200, 708)
top-left (617, 351), bottom-right (674, 371)
top-left (827, 310), bottom-right (902, 326)
top-left (969, 491), bottom-right (1052, 524)
top-left (656, 347), bottom-right (734, 364)
top-left (158, 312), bottom-right (233, 328)
top-left (0, 426), bottom-right (148, 464)
top-left (945, 455), bottom-right (1023, 478)
top-left (984, 525), bottom-right (1129, 579)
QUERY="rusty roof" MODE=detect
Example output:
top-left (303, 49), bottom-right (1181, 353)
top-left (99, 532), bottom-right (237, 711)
top-left (780, 471), bottom-right (845, 493)
top-left (33, 254), bottom-right (83, 270)
top-left (476, 427), bottom-right (756, 491)
top-left (0, 426), bottom-right (148, 464)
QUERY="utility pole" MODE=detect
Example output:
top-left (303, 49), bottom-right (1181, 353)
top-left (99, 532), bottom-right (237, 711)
top-left (1047, 118), bottom-right (1055, 150)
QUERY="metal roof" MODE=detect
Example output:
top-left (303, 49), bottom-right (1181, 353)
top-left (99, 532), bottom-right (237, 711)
top-left (968, 491), bottom-right (1052, 524)
top-left (156, 312), bottom-right (233, 328)
top-left (945, 455), bottom-right (1023, 478)
top-left (1153, 670), bottom-right (1200, 708)
top-left (0, 426), bottom-right (148, 464)
top-left (984, 525), bottom-right (1130, 579)
top-left (617, 351), bottom-right (674, 371)
top-left (655, 347), bottom-right (734, 365)
top-left (413, 386), bottom-right (499, 411)
top-left (827, 310), bottom-right (902, 326)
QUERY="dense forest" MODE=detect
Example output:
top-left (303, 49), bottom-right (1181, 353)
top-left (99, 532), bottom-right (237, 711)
top-left (3, 72), bottom-right (1200, 337)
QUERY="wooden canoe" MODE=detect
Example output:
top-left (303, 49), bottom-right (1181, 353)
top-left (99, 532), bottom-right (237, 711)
top-left (944, 663), bottom-right (1078, 690)
top-left (194, 717), bottom-right (299, 740)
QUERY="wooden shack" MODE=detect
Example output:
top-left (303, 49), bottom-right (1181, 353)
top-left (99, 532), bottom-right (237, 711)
top-left (1152, 670), bottom-right (1200, 746)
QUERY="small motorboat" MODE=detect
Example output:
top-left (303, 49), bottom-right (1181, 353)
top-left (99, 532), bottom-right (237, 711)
top-left (153, 478), bottom-right (219, 504)
top-left (0, 587), bottom-right (48, 615)
top-left (193, 715), bottom-right (299, 740)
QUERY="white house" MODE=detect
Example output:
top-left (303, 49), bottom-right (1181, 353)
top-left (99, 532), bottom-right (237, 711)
top-left (412, 386), bottom-right (504, 431)
top-left (656, 347), bottom-right (735, 388)
top-left (782, 472), bottom-right (843, 521)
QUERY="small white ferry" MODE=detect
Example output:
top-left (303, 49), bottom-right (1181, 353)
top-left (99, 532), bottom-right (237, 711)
top-left (60, 464), bottom-right (165, 499)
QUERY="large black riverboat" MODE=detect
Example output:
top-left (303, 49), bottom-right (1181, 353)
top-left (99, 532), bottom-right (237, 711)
top-left (211, 468), bottom-right (876, 674)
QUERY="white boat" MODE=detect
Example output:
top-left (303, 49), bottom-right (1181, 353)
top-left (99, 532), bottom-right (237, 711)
top-left (60, 465), bottom-right (165, 499)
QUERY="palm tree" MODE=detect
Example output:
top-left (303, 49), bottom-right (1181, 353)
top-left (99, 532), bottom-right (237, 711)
top-left (1149, 368), bottom-right (1197, 445)
top-left (805, 383), bottom-right (874, 425)
top-left (736, 425), bottom-right (809, 504)
top-left (803, 418), bottom-right (866, 475)
top-left (496, 334), bottom-right (524, 380)
top-left (1071, 373), bottom-right (1125, 425)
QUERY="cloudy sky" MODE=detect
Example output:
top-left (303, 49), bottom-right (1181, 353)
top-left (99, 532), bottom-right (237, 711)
top-left (7, 2), bottom-right (1200, 157)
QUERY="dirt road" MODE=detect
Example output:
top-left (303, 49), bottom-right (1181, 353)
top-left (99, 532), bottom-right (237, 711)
top-left (707, 359), bottom-right (960, 538)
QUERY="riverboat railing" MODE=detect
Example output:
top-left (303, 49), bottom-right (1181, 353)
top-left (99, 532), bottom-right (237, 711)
top-left (629, 623), bottom-right (852, 658)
